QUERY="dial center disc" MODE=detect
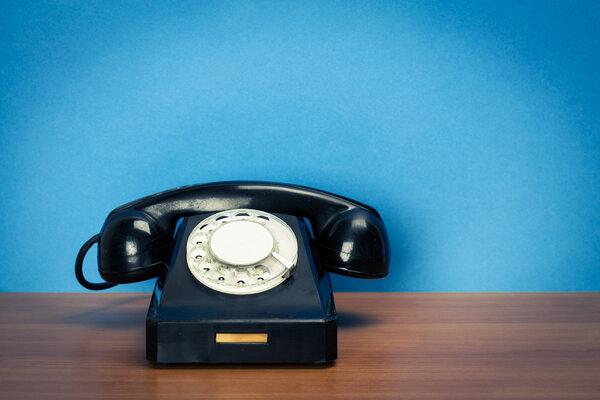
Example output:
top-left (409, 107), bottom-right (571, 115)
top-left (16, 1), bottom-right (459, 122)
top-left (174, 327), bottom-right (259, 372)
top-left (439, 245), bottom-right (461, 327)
top-left (209, 220), bottom-right (274, 265)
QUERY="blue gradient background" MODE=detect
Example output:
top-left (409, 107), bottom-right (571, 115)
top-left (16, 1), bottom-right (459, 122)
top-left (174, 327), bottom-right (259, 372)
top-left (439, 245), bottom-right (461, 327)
top-left (1, 1), bottom-right (599, 292)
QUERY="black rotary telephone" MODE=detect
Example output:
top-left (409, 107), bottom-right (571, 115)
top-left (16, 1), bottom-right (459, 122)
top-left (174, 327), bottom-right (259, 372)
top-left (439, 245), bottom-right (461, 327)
top-left (76, 181), bottom-right (389, 364)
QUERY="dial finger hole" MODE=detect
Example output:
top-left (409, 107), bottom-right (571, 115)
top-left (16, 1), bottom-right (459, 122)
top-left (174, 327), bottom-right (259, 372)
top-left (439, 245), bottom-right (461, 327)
top-left (216, 265), bottom-right (233, 278)
top-left (191, 233), bottom-right (207, 245)
top-left (252, 265), bottom-right (270, 277)
top-left (190, 249), bottom-right (206, 261)
top-left (200, 224), bottom-right (215, 232)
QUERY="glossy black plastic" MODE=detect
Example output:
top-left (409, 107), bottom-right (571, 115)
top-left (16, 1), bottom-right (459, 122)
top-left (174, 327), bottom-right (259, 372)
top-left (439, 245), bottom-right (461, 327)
top-left (98, 210), bottom-right (171, 283)
top-left (316, 209), bottom-right (389, 278)
top-left (91, 181), bottom-right (390, 285)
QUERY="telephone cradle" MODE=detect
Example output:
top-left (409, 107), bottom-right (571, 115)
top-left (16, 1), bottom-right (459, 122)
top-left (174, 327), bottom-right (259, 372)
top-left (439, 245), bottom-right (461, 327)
top-left (75, 182), bottom-right (389, 364)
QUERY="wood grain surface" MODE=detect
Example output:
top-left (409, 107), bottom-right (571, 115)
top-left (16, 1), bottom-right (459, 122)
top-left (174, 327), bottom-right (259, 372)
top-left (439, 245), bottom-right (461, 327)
top-left (0, 292), bottom-right (599, 399)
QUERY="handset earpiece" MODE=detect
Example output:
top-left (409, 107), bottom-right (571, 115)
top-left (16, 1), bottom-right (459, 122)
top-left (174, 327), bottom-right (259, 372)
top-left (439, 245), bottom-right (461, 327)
top-left (97, 210), bottom-right (171, 283)
top-left (315, 209), bottom-right (389, 278)
top-left (75, 210), bottom-right (170, 289)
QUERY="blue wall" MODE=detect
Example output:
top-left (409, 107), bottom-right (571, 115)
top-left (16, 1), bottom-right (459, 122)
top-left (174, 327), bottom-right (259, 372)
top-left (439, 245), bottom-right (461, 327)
top-left (1, 1), bottom-right (599, 292)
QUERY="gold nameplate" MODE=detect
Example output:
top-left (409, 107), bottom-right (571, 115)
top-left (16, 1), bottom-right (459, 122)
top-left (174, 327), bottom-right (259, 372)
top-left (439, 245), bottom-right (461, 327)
top-left (215, 333), bottom-right (268, 343)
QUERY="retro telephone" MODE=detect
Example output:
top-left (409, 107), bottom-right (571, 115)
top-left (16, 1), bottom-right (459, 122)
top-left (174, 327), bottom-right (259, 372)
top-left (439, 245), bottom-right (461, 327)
top-left (75, 182), bottom-right (389, 363)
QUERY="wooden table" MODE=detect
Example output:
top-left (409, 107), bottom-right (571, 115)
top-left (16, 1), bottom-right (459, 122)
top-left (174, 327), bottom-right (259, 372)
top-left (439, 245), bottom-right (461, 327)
top-left (1, 293), bottom-right (599, 399)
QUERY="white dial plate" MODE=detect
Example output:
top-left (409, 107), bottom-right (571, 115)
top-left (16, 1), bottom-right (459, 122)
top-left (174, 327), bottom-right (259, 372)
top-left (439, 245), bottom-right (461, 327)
top-left (186, 209), bottom-right (298, 295)
top-left (210, 220), bottom-right (274, 265)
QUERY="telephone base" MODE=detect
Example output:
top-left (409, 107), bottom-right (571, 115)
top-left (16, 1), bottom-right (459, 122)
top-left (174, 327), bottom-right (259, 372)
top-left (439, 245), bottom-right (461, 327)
top-left (146, 293), bottom-right (337, 364)
top-left (145, 213), bottom-right (338, 364)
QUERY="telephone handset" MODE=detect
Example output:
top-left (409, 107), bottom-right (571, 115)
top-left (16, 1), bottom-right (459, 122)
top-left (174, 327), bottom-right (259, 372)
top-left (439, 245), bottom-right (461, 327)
top-left (76, 181), bottom-right (389, 289)
top-left (75, 181), bottom-right (390, 363)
